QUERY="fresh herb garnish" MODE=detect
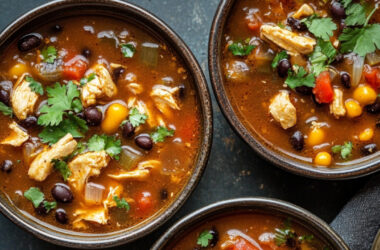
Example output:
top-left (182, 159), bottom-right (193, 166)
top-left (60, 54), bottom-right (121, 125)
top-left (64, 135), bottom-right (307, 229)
top-left (271, 51), bottom-right (289, 69)
top-left (43, 200), bottom-right (57, 212)
top-left (309, 39), bottom-right (337, 76)
top-left (79, 73), bottom-right (96, 86)
top-left (24, 187), bottom-right (45, 208)
top-left (125, 108), bottom-right (147, 127)
top-left (87, 134), bottom-right (122, 160)
top-left (38, 81), bottom-right (83, 126)
top-left (345, 3), bottom-right (369, 26)
top-left (41, 46), bottom-right (57, 63)
top-left (121, 43), bottom-right (136, 58)
top-left (228, 41), bottom-right (256, 56)
top-left (302, 15), bottom-right (337, 41)
top-left (331, 141), bottom-right (353, 159)
top-left (113, 195), bottom-right (130, 211)
top-left (25, 76), bottom-right (44, 95)
top-left (151, 126), bottom-right (174, 143)
top-left (274, 228), bottom-right (297, 246)
top-left (0, 102), bottom-right (12, 117)
top-left (52, 159), bottom-right (71, 181)
top-left (197, 230), bottom-right (213, 247)
top-left (285, 65), bottom-right (316, 89)
top-left (298, 234), bottom-right (314, 242)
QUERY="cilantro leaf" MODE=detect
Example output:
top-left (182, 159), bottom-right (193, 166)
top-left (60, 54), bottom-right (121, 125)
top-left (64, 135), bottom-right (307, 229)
top-left (87, 134), bottom-right (122, 160)
top-left (38, 81), bottom-right (83, 126)
top-left (332, 141), bottom-right (353, 159)
top-left (121, 43), bottom-right (136, 58)
top-left (80, 73), bottom-right (96, 86)
top-left (345, 3), bottom-right (367, 26)
top-left (151, 126), bottom-right (174, 143)
top-left (24, 187), bottom-right (45, 208)
top-left (41, 46), bottom-right (57, 63)
top-left (271, 51), bottom-right (288, 69)
top-left (43, 201), bottom-right (57, 213)
top-left (197, 230), bottom-right (213, 247)
top-left (275, 228), bottom-right (297, 246)
top-left (302, 16), bottom-right (337, 41)
top-left (285, 66), bottom-right (316, 89)
top-left (228, 41), bottom-right (255, 56)
top-left (52, 159), bottom-right (71, 181)
top-left (127, 108), bottom-right (147, 127)
top-left (113, 195), bottom-right (130, 211)
top-left (25, 76), bottom-right (44, 95)
top-left (298, 234), bottom-right (314, 243)
top-left (340, 0), bottom-right (352, 8)
top-left (309, 39), bottom-right (337, 76)
top-left (0, 102), bottom-right (12, 117)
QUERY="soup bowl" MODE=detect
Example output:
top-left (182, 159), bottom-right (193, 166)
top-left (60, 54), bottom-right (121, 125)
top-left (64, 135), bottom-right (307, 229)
top-left (152, 198), bottom-right (348, 249)
top-left (209, 0), bottom-right (380, 180)
top-left (0, 0), bottom-right (212, 248)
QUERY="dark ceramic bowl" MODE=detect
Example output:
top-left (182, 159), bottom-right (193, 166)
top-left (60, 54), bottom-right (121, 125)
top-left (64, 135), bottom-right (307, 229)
top-left (373, 230), bottom-right (380, 250)
top-left (209, 0), bottom-right (380, 180)
top-left (151, 198), bottom-right (348, 249)
top-left (0, 0), bottom-right (212, 248)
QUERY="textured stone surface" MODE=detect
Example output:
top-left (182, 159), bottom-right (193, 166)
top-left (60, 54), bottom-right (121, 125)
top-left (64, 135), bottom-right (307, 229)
top-left (0, 0), bottom-right (366, 249)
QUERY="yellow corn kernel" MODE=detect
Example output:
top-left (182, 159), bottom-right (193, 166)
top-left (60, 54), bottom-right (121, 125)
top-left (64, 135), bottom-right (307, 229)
top-left (353, 84), bottom-right (377, 106)
top-left (314, 152), bottom-right (332, 166)
top-left (101, 103), bottom-right (128, 134)
top-left (307, 127), bottom-right (325, 146)
top-left (345, 99), bottom-right (362, 118)
top-left (9, 63), bottom-right (28, 79)
top-left (359, 128), bottom-right (374, 141)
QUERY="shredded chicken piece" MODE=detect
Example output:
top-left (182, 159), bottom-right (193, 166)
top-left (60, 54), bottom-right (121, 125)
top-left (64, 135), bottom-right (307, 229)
top-left (127, 97), bottom-right (162, 127)
top-left (103, 185), bottom-right (123, 208)
top-left (73, 207), bottom-right (109, 230)
top-left (127, 83), bottom-right (143, 95)
top-left (1, 121), bottom-right (29, 147)
top-left (150, 85), bottom-right (180, 117)
top-left (67, 151), bottom-right (110, 193)
top-left (260, 24), bottom-right (316, 55)
top-left (11, 73), bottom-right (39, 120)
top-left (108, 160), bottom-right (161, 181)
top-left (269, 91), bottom-right (297, 129)
top-left (330, 88), bottom-right (346, 118)
top-left (28, 134), bottom-right (77, 181)
top-left (292, 4), bottom-right (314, 19)
top-left (81, 64), bottom-right (117, 107)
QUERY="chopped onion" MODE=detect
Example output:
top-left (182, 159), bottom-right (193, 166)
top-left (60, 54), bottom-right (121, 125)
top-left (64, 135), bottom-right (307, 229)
top-left (119, 146), bottom-right (142, 170)
top-left (352, 55), bottom-right (364, 87)
top-left (226, 230), bottom-right (263, 250)
top-left (34, 59), bottom-right (63, 82)
top-left (97, 30), bottom-right (119, 47)
top-left (327, 66), bottom-right (339, 81)
top-left (22, 138), bottom-right (43, 165)
top-left (140, 42), bottom-right (159, 67)
top-left (366, 52), bottom-right (380, 66)
top-left (84, 182), bottom-right (105, 205)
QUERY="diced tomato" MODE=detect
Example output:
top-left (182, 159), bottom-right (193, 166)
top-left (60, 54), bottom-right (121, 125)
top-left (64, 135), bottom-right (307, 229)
top-left (63, 55), bottom-right (88, 80)
top-left (231, 238), bottom-right (260, 250)
top-left (313, 71), bottom-right (334, 104)
top-left (136, 191), bottom-right (154, 215)
top-left (364, 65), bottom-right (380, 89)
top-left (246, 13), bottom-right (261, 31)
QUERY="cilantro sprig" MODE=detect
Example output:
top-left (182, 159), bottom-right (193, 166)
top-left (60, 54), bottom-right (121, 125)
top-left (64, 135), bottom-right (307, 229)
top-left (302, 15), bottom-right (337, 41)
top-left (24, 187), bottom-right (57, 212)
top-left (87, 134), bottom-right (122, 160)
top-left (121, 43), bottom-right (136, 58)
top-left (151, 126), bottom-right (174, 143)
top-left (80, 73), bottom-right (96, 86)
top-left (41, 46), bottom-right (57, 64)
top-left (123, 108), bottom-right (147, 127)
top-left (52, 159), bottom-right (71, 181)
top-left (0, 102), bottom-right (12, 117)
top-left (309, 39), bottom-right (337, 76)
top-left (113, 195), bottom-right (130, 211)
top-left (197, 230), bottom-right (213, 247)
top-left (285, 65), bottom-right (315, 89)
top-left (332, 141), bottom-right (353, 159)
top-left (274, 219), bottom-right (314, 247)
top-left (25, 76), bottom-right (44, 95)
top-left (228, 40), bottom-right (256, 56)
top-left (271, 51), bottom-right (289, 69)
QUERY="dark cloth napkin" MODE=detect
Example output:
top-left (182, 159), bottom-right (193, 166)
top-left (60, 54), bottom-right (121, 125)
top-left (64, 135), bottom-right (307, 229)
top-left (330, 173), bottom-right (380, 250)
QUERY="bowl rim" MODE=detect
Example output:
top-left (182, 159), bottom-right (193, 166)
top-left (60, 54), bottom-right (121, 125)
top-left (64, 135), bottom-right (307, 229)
top-left (208, 0), bottom-right (380, 180)
top-left (151, 197), bottom-right (349, 250)
top-left (0, 0), bottom-right (213, 248)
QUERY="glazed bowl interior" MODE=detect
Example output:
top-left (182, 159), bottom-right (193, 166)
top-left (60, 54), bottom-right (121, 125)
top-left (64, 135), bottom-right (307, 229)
top-left (0, 0), bottom-right (212, 248)
top-left (152, 198), bottom-right (348, 249)
top-left (209, 0), bottom-right (380, 180)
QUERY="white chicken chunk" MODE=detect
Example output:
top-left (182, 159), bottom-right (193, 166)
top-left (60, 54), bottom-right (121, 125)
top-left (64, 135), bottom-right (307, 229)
top-left (260, 24), bottom-right (316, 55)
top-left (108, 160), bottom-right (161, 181)
top-left (28, 134), bottom-right (77, 182)
top-left (330, 88), bottom-right (346, 118)
top-left (127, 83), bottom-right (144, 95)
top-left (103, 185), bottom-right (123, 209)
top-left (292, 4), bottom-right (314, 19)
top-left (81, 64), bottom-right (117, 107)
top-left (73, 207), bottom-right (109, 230)
top-left (11, 73), bottom-right (39, 120)
top-left (150, 85), bottom-right (180, 117)
top-left (269, 91), bottom-right (297, 129)
top-left (127, 97), bottom-right (164, 127)
top-left (67, 151), bottom-right (110, 192)
top-left (1, 121), bottom-right (29, 147)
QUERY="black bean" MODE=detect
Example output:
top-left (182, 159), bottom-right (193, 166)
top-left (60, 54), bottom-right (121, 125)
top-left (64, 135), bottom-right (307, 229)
top-left (178, 84), bottom-right (186, 98)
top-left (84, 107), bottom-right (103, 126)
top-left (361, 144), bottom-right (377, 155)
top-left (366, 99), bottom-right (380, 114)
top-left (18, 33), bottom-right (42, 52)
top-left (160, 188), bottom-right (168, 200)
top-left (122, 122), bottom-right (135, 138)
top-left (55, 208), bottom-right (68, 224)
top-left (340, 72), bottom-right (351, 89)
top-left (290, 131), bottom-right (304, 151)
top-left (295, 86), bottom-right (313, 95)
top-left (339, 20), bottom-right (347, 31)
top-left (135, 135), bottom-right (153, 150)
top-left (21, 116), bottom-right (38, 128)
top-left (0, 80), bottom-right (13, 92)
top-left (51, 183), bottom-right (73, 203)
top-left (76, 112), bottom-right (85, 120)
top-left (0, 160), bottom-right (13, 173)
top-left (277, 59), bottom-right (291, 78)
top-left (333, 54), bottom-right (344, 64)
top-left (51, 24), bottom-right (63, 33)
top-left (81, 48), bottom-right (91, 58)
top-left (112, 67), bottom-right (125, 82)
top-left (0, 89), bottom-right (10, 106)
top-left (35, 201), bottom-right (48, 215)
top-left (331, 1), bottom-right (346, 18)
top-left (287, 17), bottom-right (307, 31)
top-left (209, 227), bottom-right (219, 247)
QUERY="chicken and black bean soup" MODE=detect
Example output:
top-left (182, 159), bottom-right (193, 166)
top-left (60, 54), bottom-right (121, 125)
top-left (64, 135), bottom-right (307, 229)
top-left (168, 213), bottom-right (329, 250)
top-left (0, 16), bottom-right (201, 232)
top-left (223, 0), bottom-right (380, 167)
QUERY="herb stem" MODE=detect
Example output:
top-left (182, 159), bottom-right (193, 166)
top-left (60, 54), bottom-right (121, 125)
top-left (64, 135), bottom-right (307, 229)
top-left (365, 4), bottom-right (378, 26)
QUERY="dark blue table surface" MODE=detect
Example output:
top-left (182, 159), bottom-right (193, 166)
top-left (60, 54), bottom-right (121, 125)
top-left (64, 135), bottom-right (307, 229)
top-left (0, 0), bottom-right (368, 249)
